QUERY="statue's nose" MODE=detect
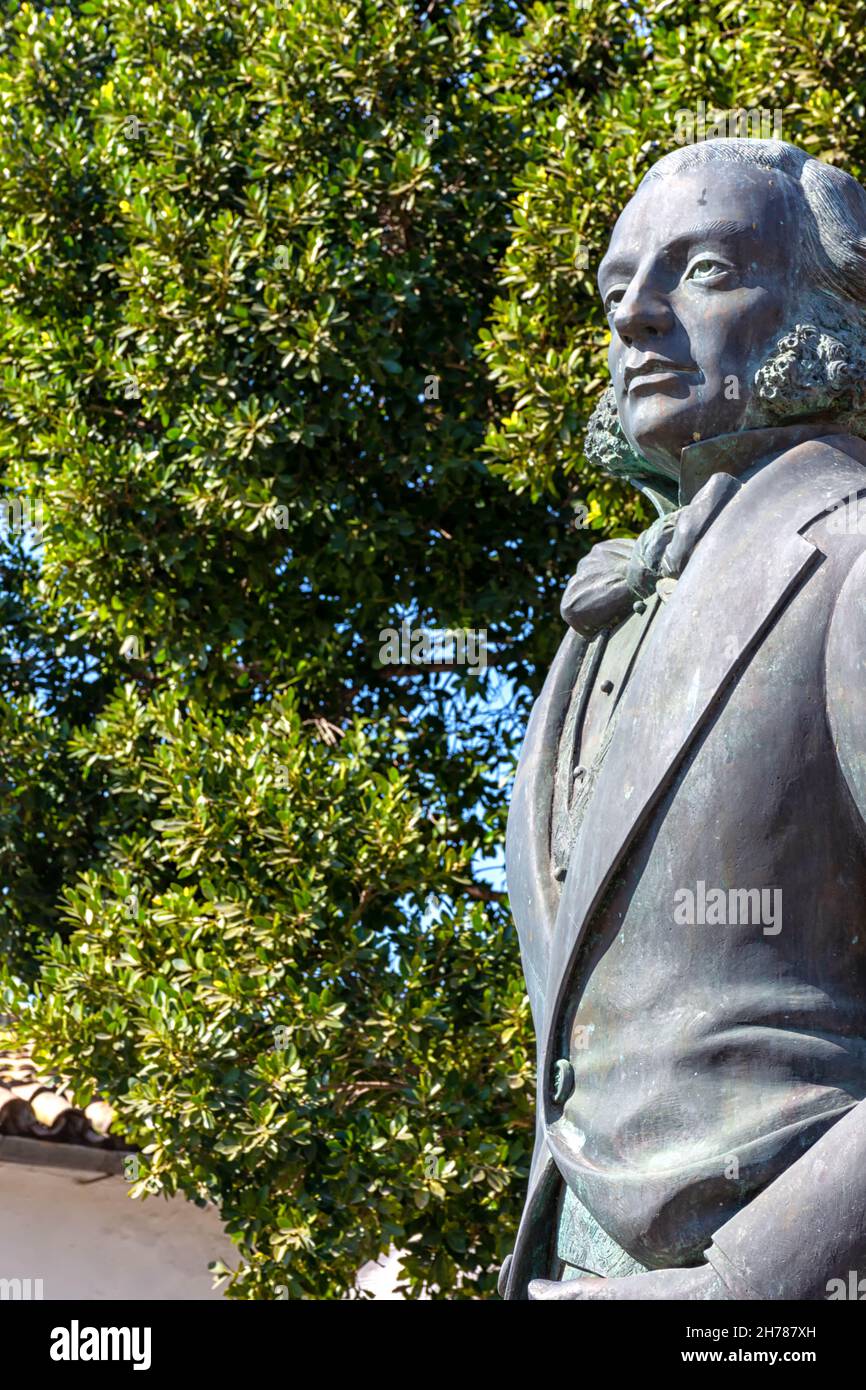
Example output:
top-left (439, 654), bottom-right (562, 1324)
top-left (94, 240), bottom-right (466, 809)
top-left (613, 283), bottom-right (672, 346)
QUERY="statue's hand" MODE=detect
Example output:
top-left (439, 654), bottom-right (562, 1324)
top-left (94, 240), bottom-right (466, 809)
top-left (528, 1264), bottom-right (728, 1301)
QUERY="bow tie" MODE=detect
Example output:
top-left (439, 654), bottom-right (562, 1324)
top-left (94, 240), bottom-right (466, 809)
top-left (561, 472), bottom-right (740, 638)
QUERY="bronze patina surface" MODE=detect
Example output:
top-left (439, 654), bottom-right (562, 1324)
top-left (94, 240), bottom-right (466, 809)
top-left (502, 138), bottom-right (866, 1301)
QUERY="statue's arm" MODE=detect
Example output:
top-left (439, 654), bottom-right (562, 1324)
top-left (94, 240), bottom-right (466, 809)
top-left (703, 1096), bottom-right (866, 1298)
top-left (690, 550), bottom-right (866, 1298)
top-left (700, 548), bottom-right (866, 1298)
top-left (531, 1095), bottom-right (866, 1300)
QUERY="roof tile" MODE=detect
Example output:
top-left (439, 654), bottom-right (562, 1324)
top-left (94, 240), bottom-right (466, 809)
top-left (0, 1046), bottom-right (129, 1150)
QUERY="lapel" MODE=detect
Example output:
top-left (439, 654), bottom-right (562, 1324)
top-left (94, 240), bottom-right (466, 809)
top-left (500, 1148), bottom-right (561, 1299)
top-left (502, 629), bottom-right (595, 1296)
top-left (505, 626), bottom-right (586, 1027)
top-left (540, 437), bottom-right (866, 1082)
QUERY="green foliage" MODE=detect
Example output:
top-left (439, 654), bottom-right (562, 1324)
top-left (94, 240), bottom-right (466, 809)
top-left (13, 689), bottom-right (533, 1296)
top-left (0, 0), bottom-right (863, 1297)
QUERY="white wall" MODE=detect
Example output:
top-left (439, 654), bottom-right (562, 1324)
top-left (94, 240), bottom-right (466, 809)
top-left (0, 1151), bottom-right (235, 1300)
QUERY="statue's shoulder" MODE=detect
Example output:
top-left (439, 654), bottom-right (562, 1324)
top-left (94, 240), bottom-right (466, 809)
top-left (809, 430), bottom-right (866, 488)
top-left (794, 433), bottom-right (866, 551)
top-left (795, 431), bottom-right (866, 495)
top-left (826, 539), bottom-right (866, 822)
top-left (749, 431), bottom-right (866, 540)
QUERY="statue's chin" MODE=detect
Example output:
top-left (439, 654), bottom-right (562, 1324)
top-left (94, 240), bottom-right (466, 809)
top-left (621, 400), bottom-right (700, 469)
top-left (625, 399), bottom-right (751, 477)
top-left (621, 424), bottom-right (686, 481)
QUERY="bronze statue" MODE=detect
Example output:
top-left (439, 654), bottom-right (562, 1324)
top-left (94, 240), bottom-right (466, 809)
top-left (501, 138), bottom-right (866, 1300)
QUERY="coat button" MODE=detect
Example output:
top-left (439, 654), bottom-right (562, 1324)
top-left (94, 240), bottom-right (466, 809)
top-left (552, 1058), bottom-right (575, 1105)
top-left (632, 599), bottom-right (646, 614)
top-left (600, 678), bottom-right (614, 694)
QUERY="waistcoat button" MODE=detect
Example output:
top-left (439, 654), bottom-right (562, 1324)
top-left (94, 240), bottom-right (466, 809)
top-left (552, 1058), bottom-right (575, 1105)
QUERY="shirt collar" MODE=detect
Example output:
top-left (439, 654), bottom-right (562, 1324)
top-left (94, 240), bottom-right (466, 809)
top-left (677, 421), bottom-right (848, 504)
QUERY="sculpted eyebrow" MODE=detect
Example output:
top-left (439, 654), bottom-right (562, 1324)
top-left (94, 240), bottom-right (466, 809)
top-left (599, 220), bottom-right (756, 287)
top-left (672, 219), bottom-right (756, 242)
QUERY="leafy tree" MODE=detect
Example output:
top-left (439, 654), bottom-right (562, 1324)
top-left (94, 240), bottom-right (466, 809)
top-left (1, 0), bottom-right (863, 1296)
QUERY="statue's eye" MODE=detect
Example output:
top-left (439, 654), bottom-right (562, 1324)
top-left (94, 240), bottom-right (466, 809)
top-left (603, 289), bottom-right (625, 315)
top-left (687, 257), bottom-right (729, 282)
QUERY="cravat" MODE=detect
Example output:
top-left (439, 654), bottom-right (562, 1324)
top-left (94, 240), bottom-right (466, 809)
top-left (561, 472), bottom-right (741, 638)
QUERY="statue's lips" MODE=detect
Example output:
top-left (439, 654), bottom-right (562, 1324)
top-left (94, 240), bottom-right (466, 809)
top-left (625, 362), bottom-right (696, 393)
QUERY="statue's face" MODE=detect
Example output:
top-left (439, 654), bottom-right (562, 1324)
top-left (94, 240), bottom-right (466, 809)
top-left (598, 163), bottom-right (804, 476)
